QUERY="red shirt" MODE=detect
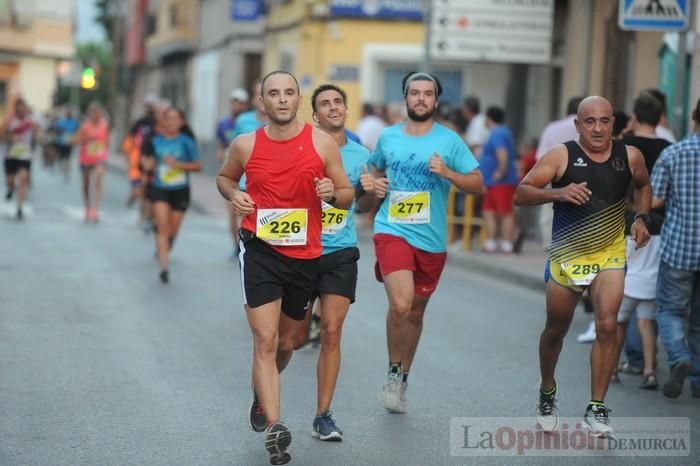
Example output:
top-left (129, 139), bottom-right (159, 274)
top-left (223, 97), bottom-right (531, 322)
top-left (241, 124), bottom-right (325, 259)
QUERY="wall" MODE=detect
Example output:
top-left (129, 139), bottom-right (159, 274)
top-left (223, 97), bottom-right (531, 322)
top-left (17, 56), bottom-right (56, 113)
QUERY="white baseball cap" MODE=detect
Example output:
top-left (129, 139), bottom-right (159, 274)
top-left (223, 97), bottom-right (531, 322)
top-left (229, 88), bottom-right (249, 102)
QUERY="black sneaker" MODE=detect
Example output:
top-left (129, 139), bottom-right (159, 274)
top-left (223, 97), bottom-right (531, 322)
top-left (5, 189), bottom-right (13, 200)
top-left (584, 403), bottom-right (614, 438)
top-left (16, 208), bottom-right (23, 220)
top-left (639, 373), bottom-right (658, 390)
top-left (663, 360), bottom-right (691, 398)
top-left (249, 392), bottom-right (266, 433)
top-left (159, 270), bottom-right (169, 284)
top-left (265, 422), bottom-right (291, 465)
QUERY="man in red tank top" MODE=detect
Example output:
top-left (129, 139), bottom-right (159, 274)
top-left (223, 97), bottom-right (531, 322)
top-left (217, 71), bottom-right (352, 465)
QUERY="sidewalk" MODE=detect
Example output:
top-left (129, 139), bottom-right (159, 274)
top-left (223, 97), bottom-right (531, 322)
top-left (106, 154), bottom-right (547, 292)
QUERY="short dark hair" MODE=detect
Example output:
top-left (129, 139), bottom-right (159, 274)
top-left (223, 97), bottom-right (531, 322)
top-left (463, 96), bottom-right (480, 114)
top-left (260, 70), bottom-right (299, 95)
top-left (566, 96), bottom-right (584, 116)
top-left (633, 92), bottom-right (663, 127)
top-left (361, 103), bottom-right (375, 116)
top-left (695, 97), bottom-right (700, 124)
top-left (612, 110), bottom-right (629, 137)
top-left (401, 71), bottom-right (443, 98)
top-left (643, 88), bottom-right (668, 115)
top-left (486, 106), bottom-right (505, 124)
top-left (311, 84), bottom-right (347, 113)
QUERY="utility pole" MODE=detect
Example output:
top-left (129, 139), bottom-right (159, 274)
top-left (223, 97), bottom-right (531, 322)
top-left (422, 0), bottom-right (432, 73)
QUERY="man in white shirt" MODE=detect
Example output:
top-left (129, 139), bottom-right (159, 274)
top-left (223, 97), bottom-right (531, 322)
top-left (356, 103), bottom-right (385, 151)
top-left (462, 96), bottom-right (490, 156)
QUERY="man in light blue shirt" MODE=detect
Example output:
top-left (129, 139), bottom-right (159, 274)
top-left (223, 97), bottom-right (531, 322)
top-left (651, 98), bottom-right (700, 399)
top-left (366, 72), bottom-right (484, 413)
top-left (296, 84), bottom-right (374, 442)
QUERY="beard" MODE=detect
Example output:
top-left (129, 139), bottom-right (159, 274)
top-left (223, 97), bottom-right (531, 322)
top-left (407, 105), bottom-right (435, 122)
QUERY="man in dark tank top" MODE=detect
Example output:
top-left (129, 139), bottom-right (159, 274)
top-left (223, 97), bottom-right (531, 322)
top-left (514, 96), bottom-right (652, 439)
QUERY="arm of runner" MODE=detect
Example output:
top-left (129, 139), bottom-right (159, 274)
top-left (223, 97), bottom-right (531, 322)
top-left (627, 146), bottom-right (651, 250)
top-left (429, 152), bottom-right (484, 195)
top-left (356, 164), bottom-right (376, 212)
top-left (650, 147), bottom-right (670, 210)
top-left (217, 134), bottom-right (255, 215)
top-left (313, 128), bottom-right (353, 209)
top-left (514, 144), bottom-right (590, 206)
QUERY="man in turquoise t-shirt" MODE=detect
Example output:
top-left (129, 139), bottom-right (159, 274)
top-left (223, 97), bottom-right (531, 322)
top-left (294, 84), bottom-right (373, 442)
top-left (366, 72), bottom-right (484, 414)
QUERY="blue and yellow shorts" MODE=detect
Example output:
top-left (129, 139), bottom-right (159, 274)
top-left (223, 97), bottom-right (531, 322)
top-left (545, 240), bottom-right (626, 293)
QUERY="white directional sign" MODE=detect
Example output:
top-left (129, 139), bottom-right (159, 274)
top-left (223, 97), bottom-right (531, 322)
top-left (619, 0), bottom-right (690, 31)
top-left (429, 0), bottom-right (554, 64)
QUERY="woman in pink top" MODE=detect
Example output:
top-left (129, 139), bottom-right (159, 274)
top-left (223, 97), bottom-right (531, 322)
top-left (75, 102), bottom-right (109, 222)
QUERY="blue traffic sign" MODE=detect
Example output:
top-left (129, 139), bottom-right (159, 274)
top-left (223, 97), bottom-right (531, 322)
top-left (619, 0), bottom-right (690, 31)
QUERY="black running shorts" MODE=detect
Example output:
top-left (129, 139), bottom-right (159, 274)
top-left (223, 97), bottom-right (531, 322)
top-left (4, 159), bottom-right (31, 175)
top-left (238, 229), bottom-right (320, 320)
top-left (314, 247), bottom-right (360, 302)
top-left (150, 186), bottom-right (190, 211)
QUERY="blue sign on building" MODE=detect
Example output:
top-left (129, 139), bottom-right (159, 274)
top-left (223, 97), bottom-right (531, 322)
top-left (329, 0), bottom-right (423, 21)
top-left (619, 0), bottom-right (690, 31)
top-left (232, 0), bottom-right (262, 22)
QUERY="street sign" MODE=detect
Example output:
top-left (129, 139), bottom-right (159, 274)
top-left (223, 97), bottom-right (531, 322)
top-left (429, 0), bottom-right (554, 64)
top-left (619, 0), bottom-right (690, 31)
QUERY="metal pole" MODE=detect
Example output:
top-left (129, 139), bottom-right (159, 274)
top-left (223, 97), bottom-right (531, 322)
top-left (422, 0), bottom-right (432, 73)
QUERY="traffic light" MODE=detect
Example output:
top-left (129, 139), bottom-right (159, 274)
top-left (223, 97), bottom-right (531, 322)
top-left (81, 67), bottom-right (96, 90)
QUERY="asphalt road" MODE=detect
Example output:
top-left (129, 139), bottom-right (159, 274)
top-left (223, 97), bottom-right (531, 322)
top-left (1, 162), bottom-right (697, 465)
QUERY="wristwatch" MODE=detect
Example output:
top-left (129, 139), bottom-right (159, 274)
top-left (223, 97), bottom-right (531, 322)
top-left (633, 213), bottom-right (651, 226)
top-left (328, 191), bottom-right (337, 205)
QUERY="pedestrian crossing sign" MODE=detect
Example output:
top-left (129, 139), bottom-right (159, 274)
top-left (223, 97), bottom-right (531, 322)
top-left (619, 0), bottom-right (690, 31)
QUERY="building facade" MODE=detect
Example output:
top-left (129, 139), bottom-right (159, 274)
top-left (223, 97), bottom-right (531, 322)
top-left (263, 0), bottom-right (676, 142)
top-left (0, 0), bottom-right (75, 118)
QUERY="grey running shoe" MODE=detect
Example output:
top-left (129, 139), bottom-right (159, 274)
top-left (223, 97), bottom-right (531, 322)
top-left (663, 361), bottom-right (691, 399)
top-left (584, 403), bottom-right (614, 438)
top-left (249, 392), bottom-right (266, 433)
top-left (379, 373), bottom-right (404, 413)
top-left (265, 422), bottom-right (291, 465)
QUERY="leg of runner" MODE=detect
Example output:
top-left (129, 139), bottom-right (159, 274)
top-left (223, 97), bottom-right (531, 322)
top-left (536, 281), bottom-right (579, 432)
top-left (380, 270), bottom-right (414, 413)
top-left (167, 208), bottom-right (185, 252)
top-left (582, 269), bottom-right (624, 438)
top-left (81, 167), bottom-right (91, 221)
top-left (246, 300), bottom-right (292, 465)
top-left (316, 294), bottom-right (350, 412)
top-left (153, 201), bottom-right (171, 282)
top-left (588, 270), bottom-right (624, 404)
top-left (276, 312), bottom-right (306, 373)
top-left (293, 301), bottom-right (314, 350)
top-left (92, 164), bottom-right (104, 221)
top-left (400, 295), bottom-right (429, 374)
top-left (15, 167), bottom-right (29, 219)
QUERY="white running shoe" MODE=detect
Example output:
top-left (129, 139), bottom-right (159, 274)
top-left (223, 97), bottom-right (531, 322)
top-left (576, 321), bottom-right (596, 343)
top-left (584, 403), bottom-right (614, 439)
top-left (379, 374), bottom-right (404, 413)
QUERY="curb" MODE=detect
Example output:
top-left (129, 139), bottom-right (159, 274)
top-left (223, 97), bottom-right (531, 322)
top-left (446, 247), bottom-right (546, 293)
